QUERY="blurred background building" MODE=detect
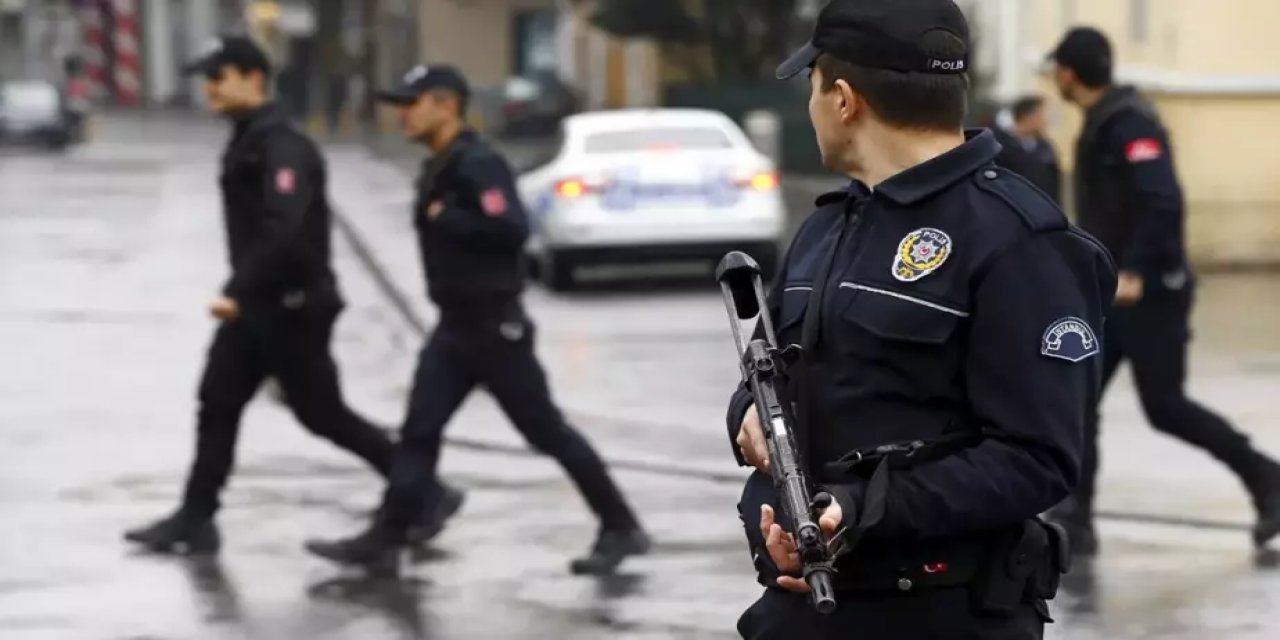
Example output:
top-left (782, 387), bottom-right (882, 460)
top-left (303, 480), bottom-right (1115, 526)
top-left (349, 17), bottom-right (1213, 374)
top-left (1022, 0), bottom-right (1280, 266)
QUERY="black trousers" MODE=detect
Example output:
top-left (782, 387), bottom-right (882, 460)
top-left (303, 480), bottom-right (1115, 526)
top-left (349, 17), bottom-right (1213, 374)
top-left (180, 301), bottom-right (394, 519)
top-left (737, 587), bottom-right (1045, 640)
top-left (1077, 281), bottom-right (1258, 512)
top-left (379, 305), bottom-right (637, 531)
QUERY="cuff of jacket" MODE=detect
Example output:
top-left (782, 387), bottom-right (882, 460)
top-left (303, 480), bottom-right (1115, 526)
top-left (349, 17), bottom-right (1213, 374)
top-left (222, 278), bottom-right (247, 301)
top-left (433, 203), bottom-right (473, 235)
top-left (820, 482), bottom-right (865, 536)
top-left (726, 389), bottom-right (752, 467)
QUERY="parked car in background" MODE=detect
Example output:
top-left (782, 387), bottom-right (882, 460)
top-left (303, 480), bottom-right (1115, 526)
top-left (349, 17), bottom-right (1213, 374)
top-left (517, 108), bottom-right (786, 291)
top-left (498, 71), bottom-right (580, 139)
top-left (0, 80), bottom-right (72, 150)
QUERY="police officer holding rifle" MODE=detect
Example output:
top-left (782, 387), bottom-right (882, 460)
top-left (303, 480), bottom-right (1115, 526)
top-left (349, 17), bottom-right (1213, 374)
top-left (720, 1), bottom-right (1115, 637)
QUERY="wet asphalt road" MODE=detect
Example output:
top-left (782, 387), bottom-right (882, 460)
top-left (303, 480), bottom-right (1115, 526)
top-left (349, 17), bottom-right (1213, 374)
top-left (1, 113), bottom-right (1279, 639)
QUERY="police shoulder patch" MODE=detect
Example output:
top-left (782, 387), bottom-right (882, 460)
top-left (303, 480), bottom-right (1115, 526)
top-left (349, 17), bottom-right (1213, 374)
top-left (892, 227), bottom-right (952, 283)
top-left (1041, 317), bottom-right (1099, 363)
top-left (480, 188), bottom-right (508, 217)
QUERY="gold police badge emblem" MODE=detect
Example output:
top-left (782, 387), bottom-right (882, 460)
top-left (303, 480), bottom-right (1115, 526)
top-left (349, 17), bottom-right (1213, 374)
top-left (892, 227), bottom-right (952, 282)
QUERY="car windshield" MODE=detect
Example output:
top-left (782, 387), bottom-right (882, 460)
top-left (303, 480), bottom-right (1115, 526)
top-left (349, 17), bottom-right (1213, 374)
top-left (583, 126), bottom-right (733, 153)
top-left (1, 84), bottom-right (59, 112)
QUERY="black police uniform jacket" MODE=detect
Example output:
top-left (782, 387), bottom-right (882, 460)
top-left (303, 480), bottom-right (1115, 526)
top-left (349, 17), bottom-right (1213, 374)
top-left (725, 130), bottom-right (1116, 583)
top-left (412, 129), bottom-right (529, 311)
top-left (219, 103), bottom-right (339, 309)
top-left (1074, 85), bottom-right (1187, 280)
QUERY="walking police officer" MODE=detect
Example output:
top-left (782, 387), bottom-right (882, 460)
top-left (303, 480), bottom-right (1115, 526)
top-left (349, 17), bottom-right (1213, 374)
top-left (1046, 27), bottom-right (1280, 555)
top-left (727, 2), bottom-right (1115, 637)
top-left (305, 65), bottom-right (649, 574)
top-left (124, 37), bottom-right (397, 553)
top-left (992, 95), bottom-right (1061, 205)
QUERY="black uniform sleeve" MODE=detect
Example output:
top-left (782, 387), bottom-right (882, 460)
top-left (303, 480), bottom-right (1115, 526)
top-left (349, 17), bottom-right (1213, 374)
top-left (222, 134), bottom-right (319, 300)
top-left (432, 152), bottom-right (529, 250)
top-left (1108, 113), bottom-right (1183, 273)
top-left (822, 231), bottom-right (1115, 541)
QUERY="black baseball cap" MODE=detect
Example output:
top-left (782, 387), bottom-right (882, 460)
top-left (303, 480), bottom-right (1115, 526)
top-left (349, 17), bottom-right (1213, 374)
top-left (1048, 27), bottom-right (1113, 74)
top-left (376, 64), bottom-right (471, 105)
top-left (776, 0), bottom-right (970, 80)
top-left (183, 36), bottom-right (271, 76)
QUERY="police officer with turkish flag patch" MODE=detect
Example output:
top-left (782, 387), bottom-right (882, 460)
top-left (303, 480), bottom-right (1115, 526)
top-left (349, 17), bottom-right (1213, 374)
top-left (1048, 27), bottom-right (1280, 557)
top-left (307, 64), bottom-right (649, 575)
top-left (123, 37), bottom-right (398, 555)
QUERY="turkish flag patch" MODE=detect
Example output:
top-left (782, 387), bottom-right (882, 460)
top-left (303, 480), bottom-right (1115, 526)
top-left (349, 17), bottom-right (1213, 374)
top-left (275, 167), bottom-right (296, 194)
top-left (1124, 138), bottom-right (1163, 163)
top-left (480, 188), bottom-right (508, 217)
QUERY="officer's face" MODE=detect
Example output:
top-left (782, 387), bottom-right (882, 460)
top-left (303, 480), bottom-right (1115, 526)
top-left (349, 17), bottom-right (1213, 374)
top-left (203, 65), bottom-right (264, 114)
top-left (1052, 65), bottom-right (1078, 103)
top-left (1020, 106), bottom-right (1047, 135)
top-left (807, 65), bottom-right (860, 173)
top-left (398, 92), bottom-right (457, 141)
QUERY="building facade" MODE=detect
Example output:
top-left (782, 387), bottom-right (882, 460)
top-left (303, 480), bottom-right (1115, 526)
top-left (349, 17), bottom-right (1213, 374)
top-left (985, 0), bottom-right (1280, 267)
top-left (416, 0), bottom-right (557, 88)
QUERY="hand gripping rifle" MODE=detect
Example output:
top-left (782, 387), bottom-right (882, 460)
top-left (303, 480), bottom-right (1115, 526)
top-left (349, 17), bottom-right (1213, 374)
top-left (716, 251), bottom-right (838, 614)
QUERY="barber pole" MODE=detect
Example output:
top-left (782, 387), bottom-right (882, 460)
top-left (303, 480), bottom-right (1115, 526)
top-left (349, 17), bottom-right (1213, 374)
top-left (109, 0), bottom-right (142, 106)
top-left (76, 0), bottom-right (107, 103)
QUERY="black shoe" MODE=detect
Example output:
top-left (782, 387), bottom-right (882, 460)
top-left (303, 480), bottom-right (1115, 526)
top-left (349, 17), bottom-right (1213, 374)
top-left (123, 511), bottom-right (220, 555)
top-left (406, 485), bottom-right (466, 547)
top-left (1045, 501), bottom-right (1097, 558)
top-left (1244, 458), bottom-right (1280, 547)
top-left (569, 526), bottom-right (652, 575)
top-left (305, 525), bottom-right (403, 575)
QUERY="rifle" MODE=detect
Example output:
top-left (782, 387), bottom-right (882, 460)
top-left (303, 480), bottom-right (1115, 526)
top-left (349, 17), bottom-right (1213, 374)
top-left (716, 250), bottom-right (838, 614)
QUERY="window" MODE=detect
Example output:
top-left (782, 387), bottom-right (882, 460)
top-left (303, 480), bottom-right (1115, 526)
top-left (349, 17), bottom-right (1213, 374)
top-left (513, 9), bottom-right (558, 76)
top-left (1129, 0), bottom-right (1149, 44)
top-left (583, 127), bottom-right (733, 153)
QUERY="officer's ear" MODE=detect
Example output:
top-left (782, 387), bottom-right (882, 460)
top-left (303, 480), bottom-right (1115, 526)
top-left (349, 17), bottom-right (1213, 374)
top-left (428, 89), bottom-right (463, 119)
top-left (832, 78), bottom-right (861, 125)
top-left (242, 67), bottom-right (269, 96)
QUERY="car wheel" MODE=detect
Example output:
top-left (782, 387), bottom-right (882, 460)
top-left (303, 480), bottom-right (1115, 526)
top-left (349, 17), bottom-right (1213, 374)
top-left (544, 251), bottom-right (576, 292)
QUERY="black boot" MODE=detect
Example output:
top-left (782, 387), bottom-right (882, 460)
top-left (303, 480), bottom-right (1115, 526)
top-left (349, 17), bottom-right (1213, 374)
top-left (406, 484), bottom-right (466, 546)
top-left (305, 524), bottom-right (404, 574)
top-left (569, 526), bottom-right (652, 575)
top-left (1045, 498), bottom-right (1097, 558)
top-left (1242, 456), bottom-right (1280, 547)
top-left (123, 510), bottom-right (220, 555)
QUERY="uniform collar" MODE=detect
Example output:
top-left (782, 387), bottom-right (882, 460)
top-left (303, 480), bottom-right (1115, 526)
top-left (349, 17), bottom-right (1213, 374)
top-left (232, 102), bottom-right (285, 127)
top-left (227, 102), bottom-right (286, 152)
top-left (814, 179), bottom-right (872, 207)
top-left (420, 127), bottom-right (480, 178)
top-left (873, 128), bottom-right (1000, 206)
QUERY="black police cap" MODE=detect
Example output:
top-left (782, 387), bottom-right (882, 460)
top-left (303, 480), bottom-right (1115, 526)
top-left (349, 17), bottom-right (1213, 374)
top-left (776, 0), bottom-right (970, 80)
top-left (183, 36), bottom-right (271, 76)
top-left (1049, 27), bottom-right (1113, 74)
top-left (376, 65), bottom-right (471, 105)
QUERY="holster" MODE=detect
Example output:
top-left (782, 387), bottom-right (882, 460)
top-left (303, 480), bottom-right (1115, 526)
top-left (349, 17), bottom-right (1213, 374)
top-left (971, 517), bottom-right (1070, 617)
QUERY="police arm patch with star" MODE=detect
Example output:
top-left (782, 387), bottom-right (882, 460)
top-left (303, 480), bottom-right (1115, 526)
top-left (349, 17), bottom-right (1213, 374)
top-left (1040, 317), bottom-right (1099, 363)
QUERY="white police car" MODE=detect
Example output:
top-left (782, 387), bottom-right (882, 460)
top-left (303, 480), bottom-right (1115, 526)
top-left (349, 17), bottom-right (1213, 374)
top-left (517, 109), bottom-right (786, 290)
